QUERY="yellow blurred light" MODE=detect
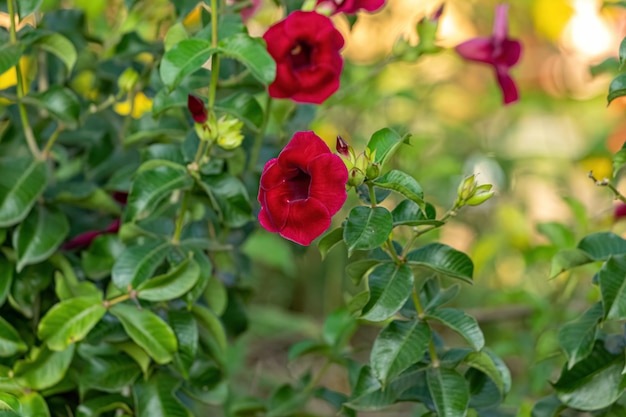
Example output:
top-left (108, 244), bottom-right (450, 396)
top-left (0, 57), bottom-right (32, 93)
top-left (114, 92), bottom-right (153, 119)
top-left (533, 0), bottom-right (574, 41)
top-left (562, 0), bottom-right (614, 57)
top-left (580, 156), bottom-right (613, 179)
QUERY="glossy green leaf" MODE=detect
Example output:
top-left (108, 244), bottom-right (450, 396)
top-left (19, 391), bottom-right (50, 417)
top-left (0, 316), bottom-right (27, 357)
top-left (113, 341), bottom-right (151, 375)
top-left (38, 296), bottom-right (106, 351)
top-left (554, 341), bottom-right (626, 411)
top-left (0, 44), bottom-right (23, 76)
top-left (14, 345), bottom-right (75, 390)
top-left (427, 367), bottom-right (469, 417)
top-left (392, 200), bottom-right (440, 227)
top-left (111, 240), bottom-right (172, 290)
top-left (13, 205), bottom-right (69, 272)
top-left (344, 365), bottom-right (417, 411)
top-left (361, 263), bottom-right (414, 322)
top-left (346, 259), bottom-right (384, 286)
top-left (168, 310), bottom-right (198, 379)
top-left (76, 394), bottom-right (133, 417)
top-left (373, 170), bottom-right (425, 209)
top-left (318, 227), bottom-right (344, 260)
top-left (136, 258), bottom-right (200, 301)
top-left (370, 319), bottom-right (430, 385)
top-left (366, 128), bottom-right (408, 167)
top-left (463, 351), bottom-right (505, 393)
top-left (531, 395), bottom-right (566, 417)
top-left (54, 271), bottom-right (100, 301)
top-left (27, 86), bottom-right (81, 128)
top-left (267, 384), bottom-right (308, 417)
top-left (133, 372), bottom-right (192, 417)
top-left (204, 275), bottom-right (227, 316)
top-left (198, 173), bottom-right (252, 228)
top-left (0, 392), bottom-right (21, 413)
top-left (81, 353), bottom-right (141, 392)
top-left (110, 304), bottom-right (178, 364)
top-left (406, 243), bottom-right (473, 283)
top-left (343, 206), bottom-right (393, 255)
top-left (0, 257), bottom-right (13, 307)
top-left (81, 235), bottom-right (125, 281)
top-left (322, 308), bottom-right (358, 350)
top-left (599, 255), bottom-right (626, 319)
top-left (426, 308), bottom-right (484, 350)
top-left (17, 0), bottom-right (42, 17)
top-left (424, 283), bottom-right (460, 312)
top-left (578, 232), bottom-right (626, 260)
top-left (219, 34), bottom-right (276, 85)
top-left (549, 249), bottom-right (593, 278)
top-left (164, 22), bottom-right (188, 51)
top-left (192, 304), bottom-right (227, 363)
top-left (125, 163), bottom-right (192, 222)
top-left (160, 39), bottom-right (215, 89)
top-left (613, 146), bottom-right (626, 178)
top-left (0, 158), bottom-right (48, 228)
top-left (608, 73), bottom-right (626, 105)
top-left (558, 302), bottom-right (603, 368)
top-left (32, 33), bottom-right (77, 72)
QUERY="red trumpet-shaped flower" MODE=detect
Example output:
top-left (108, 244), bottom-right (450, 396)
top-left (263, 11), bottom-right (344, 104)
top-left (258, 131), bottom-right (348, 246)
top-left (455, 4), bottom-right (522, 105)
top-left (187, 94), bottom-right (208, 124)
top-left (315, 0), bottom-right (385, 15)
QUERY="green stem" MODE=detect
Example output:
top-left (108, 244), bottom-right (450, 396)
top-left (412, 288), bottom-right (440, 367)
top-left (303, 359), bottom-right (331, 394)
top-left (404, 205), bottom-right (458, 252)
top-left (42, 125), bottom-right (63, 157)
top-left (104, 293), bottom-right (132, 308)
top-left (8, 0), bottom-right (42, 160)
top-left (248, 95), bottom-right (272, 172)
top-left (588, 170), bottom-right (626, 204)
top-left (208, 0), bottom-right (220, 110)
top-left (367, 182), bottom-right (377, 207)
top-left (385, 238), bottom-right (401, 264)
top-left (172, 191), bottom-right (191, 244)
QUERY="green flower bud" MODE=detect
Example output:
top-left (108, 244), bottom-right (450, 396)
top-left (216, 115), bottom-right (244, 150)
top-left (347, 167), bottom-right (365, 188)
top-left (366, 162), bottom-right (381, 180)
top-left (118, 68), bottom-right (139, 93)
top-left (195, 122), bottom-right (214, 142)
top-left (457, 174), bottom-right (477, 201)
top-left (465, 188), bottom-right (495, 206)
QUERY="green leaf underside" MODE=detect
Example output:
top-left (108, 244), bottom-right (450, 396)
top-left (598, 255), bottom-right (626, 319)
top-left (558, 302), bottom-right (603, 369)
top-left (578, 232), bottom-right (626, 261)
top-left (427, 367), bottom-right (469, 417)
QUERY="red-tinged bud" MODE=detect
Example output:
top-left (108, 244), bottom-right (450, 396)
top-left (336, 135), bottom-right (350, 157)
top-left (187, 94), bottom-right (208, 124)
top-left (430, 4), bottom-right (444, 21)
top-left (615, 203), bottom-right (626, 220)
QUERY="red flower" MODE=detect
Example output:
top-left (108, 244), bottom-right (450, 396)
top-left (62, 219), bottom-right (121, 250)
top-left (258, 131), bottom-right (348, 245)
top-left (455, 4), bottom-right (522, 105)
top-left (316, 0), bottom-right (385, 14)
top-left (263, 11), bottom-right (344, 104)
top-left (615, 203), bottom-right (626, 221)
top-left (187, 94), bottom-right (207, 124)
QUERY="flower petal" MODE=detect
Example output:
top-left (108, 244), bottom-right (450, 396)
top-left (497, 39), bottom-right (522, 67)
top-left (308, 153), bottom-right (348, 214)
top-left (455, 37), bottom-right (495, 65)
top-left (495, 66), bottom-right (519, 105)
top-left (259, 159), bottom-right (284, 190)
top-left (280, 198), bottom-right (331, 246)
top-left (279, 131), bottom-right (332, 169)
top-left (260, 185), bottom-right (292, 231)
top-left (492, 4), bottom-right (509, 44)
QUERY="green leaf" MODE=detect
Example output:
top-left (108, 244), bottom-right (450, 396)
top-left (288, 340), bottom-right (329, 362)
top-left (554, 341), bottom-right (626, 411)
top-left (558, 302), bottom-right (603, 368)
top-left (19, 392), bottom-right (50, 417)
top-left (164, 22), bottom-right (188, 52)
top-left (366, 128), bottom-right (408, 167)
top-left (322, 308), bottom-right (358, 350)
top-left (598, 255), bottom-right (626, 319)
top-left (81, 353), bottom-right (141, 392)
top-left (192, 304), bottom-right (227, 363)
top-left (31, 33), bottom-right (77, 72)
top-left (168, 310), bottom-right (198, 379)
top-left (392, 200), bottom-right (440, 227)
top-left (54, 271), bottom-right (100, 301)
top-left (38, 296), bottom-right (106, 351)
top-left (113, 341), bottom-right (151, 375)
top-left (14, 345), bottom-right (75, 390)
top-left (110, 304), bottom-right (178, 364)
top-left (608, 73), bottom-right (626, 105)
top-left (0, 44), bottom-right (23, 76)
top-left (361, 263), bottom-right (414, 322)
top-left (537, 222), bottom-right (575, 248)
top-left (136, 258), bottom-right (200, 301)
top-left (578, 232), bottom-right (626, 260)
top-left (549, 249), bottom-right (593, 278)
top-left (125, 163), bottom-right (193, 222)
top-left (427, 367), bottom-right (469, 417)
top-left (111, 240), bottom-right (172, 290)
top-left (133, 372), bottom-right (192, 417)
top-left (426, 308), bottom-right (484, 350)
top-left (343, 206), bottom-right (393, 255)
top-left (613, 146), bottom-right (626, 178)
top-left (346, 259), bottom-right (384, 286)
top-left (370, 319), bottom-right (430, 386)
top-left (13, 205), bottom-right (69, 272)
top-left (318, 227), bottom-right (344, 260)
top-left (81, 235), bottom-right (125, 281)
top-left (463, 351), bottom-right (505, 393)
top-left (424, 283), bottom-right (460, 312)
top-left (0, 392), bottom-right (21, 412)
top-left (406, 243), bottom-right (474, 284)
top-left (26, 86), bottom-right (81, 128)
top-left (0, 158), bottom-right (48, 228)
top-left (531, 395), bottom-right (566, 417)
top-left (0, 257), bottom-right (14, 307)
top-left (198, 173), bottom-right (252, 228)
top-left (160, 39), bottom-right (216, 89)
top-left (218, 34), bottom-right (276, 85)
top-left (373, 170), bottom-right (425, 209)
top-left (203, 275), bottom-right (227, 316)
top-left (267, 384), bottom-right (307, 417)
top-left (76, 394), bottom-right (133, 417)
top-left (17, 0), bottom-right (42, 17)
top-left (0, 316), bottom-right (27, 357)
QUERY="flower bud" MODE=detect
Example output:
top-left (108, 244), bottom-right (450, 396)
top-left (465, 186), bottom-right (494, 206)
top-left (354, 153), bottom-right (369, 174)
top-left (195, 123), bottom-right (213, 142)
top-left (336, 135), bottom-right (350, 157)
top-left (216, 115), bottom-right (244, 150)
top-left (187, 94), bottom-right (208, 124)
top-left (347, 168), bottom-right (365, 188)
top-left (118, 68), bottom-right (139, 93)
top-left (457, 175), bottom-right (477, 201)
top-left (366, 162), bottom-right (381, 180)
